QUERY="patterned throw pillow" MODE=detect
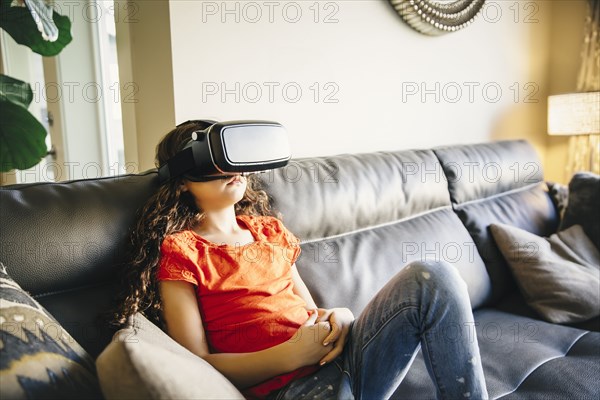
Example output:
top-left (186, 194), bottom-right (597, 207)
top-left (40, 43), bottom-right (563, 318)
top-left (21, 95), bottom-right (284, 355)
top-left (0, 262), bottom-right (103, 399)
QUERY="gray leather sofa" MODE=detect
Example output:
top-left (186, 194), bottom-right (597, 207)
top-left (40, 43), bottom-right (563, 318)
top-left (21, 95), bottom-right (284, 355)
top-left (1, 139), bottom-right (598, 399)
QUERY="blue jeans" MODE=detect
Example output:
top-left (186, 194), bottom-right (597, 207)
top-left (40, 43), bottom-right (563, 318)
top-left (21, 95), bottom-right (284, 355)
top-left (267, 260), bottom-right (489, 400)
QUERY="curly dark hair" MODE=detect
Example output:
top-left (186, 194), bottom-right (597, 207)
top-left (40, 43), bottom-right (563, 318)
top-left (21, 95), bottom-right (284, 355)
top-left (106, 121), bottom-right (277, 330)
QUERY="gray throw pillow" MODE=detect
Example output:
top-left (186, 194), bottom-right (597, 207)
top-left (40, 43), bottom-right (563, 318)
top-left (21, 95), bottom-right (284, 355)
top-left (0, 262), bottom-right (102, 399)
top-left (96, 312), bottom-right (244, 399)
top-left (560, 172), bottom-right (600, 251)
top-left (489, 224), bottom-right (600, 324)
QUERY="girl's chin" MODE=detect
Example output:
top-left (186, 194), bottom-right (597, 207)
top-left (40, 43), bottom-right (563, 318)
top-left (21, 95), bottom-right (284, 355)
top-left (225, 187), bottom-right (247, 201)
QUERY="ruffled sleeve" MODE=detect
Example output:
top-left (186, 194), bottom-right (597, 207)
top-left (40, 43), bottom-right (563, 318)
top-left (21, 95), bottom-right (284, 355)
top-left (156, 235), bottom-right (199, 286)
top-left (259, 216), bottom-right (302, 266)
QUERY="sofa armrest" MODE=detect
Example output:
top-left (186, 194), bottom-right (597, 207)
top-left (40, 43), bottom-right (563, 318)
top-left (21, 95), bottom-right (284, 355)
top-left (96, 313), bottom-right (244, 400)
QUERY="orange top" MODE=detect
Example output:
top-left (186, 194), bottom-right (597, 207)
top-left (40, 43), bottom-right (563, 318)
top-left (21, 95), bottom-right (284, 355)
top-left (156, 215), bottom-right (319, 399)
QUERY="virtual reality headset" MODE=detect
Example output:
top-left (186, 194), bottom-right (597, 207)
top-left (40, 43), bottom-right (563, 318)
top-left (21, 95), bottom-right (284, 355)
top-left (158, 120), bottom-right (291, 184)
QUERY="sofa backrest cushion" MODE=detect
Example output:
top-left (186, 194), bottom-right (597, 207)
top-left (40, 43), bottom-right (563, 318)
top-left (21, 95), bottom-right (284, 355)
top-left (2, 141), bottom-right (540, 355)
top-left (259, 150), bottom-right (450, 240)
top-left (0, 172), bottom-right (158, 295)
top-left (259, 149), bottom-right (492, 313)
top-left (0, 172), bottom-right (159, 357)
top-left (433, 140), bottom-right (559, 305)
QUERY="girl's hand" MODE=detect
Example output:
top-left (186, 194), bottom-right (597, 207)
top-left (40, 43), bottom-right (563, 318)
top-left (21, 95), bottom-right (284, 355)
top-left (285, 309), bottom-right (334, 369)
top-left (317, 307), bottom-right (355, 366)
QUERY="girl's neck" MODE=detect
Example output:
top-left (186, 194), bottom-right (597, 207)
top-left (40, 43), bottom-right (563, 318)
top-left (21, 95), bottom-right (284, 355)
top-left (196, 207), bottom-right (241, 236)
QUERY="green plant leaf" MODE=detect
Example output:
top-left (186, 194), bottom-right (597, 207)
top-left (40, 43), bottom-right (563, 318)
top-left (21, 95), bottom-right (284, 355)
top-left (0, 74), bottom-right (33, 109)
top-left (23, 0), bottom-right (59, 41)
top-left (0, 0), bottom-right (72, 56)
top-left (0, 94), bottom-right (47, 172)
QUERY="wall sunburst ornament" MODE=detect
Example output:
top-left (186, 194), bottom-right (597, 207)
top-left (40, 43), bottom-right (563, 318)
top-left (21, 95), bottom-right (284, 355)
top-left (388, 0), bottom-right (487, 35)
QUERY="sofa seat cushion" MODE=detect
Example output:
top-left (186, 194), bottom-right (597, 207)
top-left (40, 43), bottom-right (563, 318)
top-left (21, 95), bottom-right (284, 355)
top-left (498, 331), bottom-right (600, 399)
top-left (392, 308), bottom-right (599, 399)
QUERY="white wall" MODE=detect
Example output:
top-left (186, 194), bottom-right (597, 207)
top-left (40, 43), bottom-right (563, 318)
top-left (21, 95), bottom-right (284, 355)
top-left (168, 0), bottom-right (552, 161)
top-left (115, 0), bottom-right (176, 172)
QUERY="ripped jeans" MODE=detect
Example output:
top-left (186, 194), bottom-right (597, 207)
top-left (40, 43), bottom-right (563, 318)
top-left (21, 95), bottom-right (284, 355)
top-left (267, 260), bottom-right (489, 400)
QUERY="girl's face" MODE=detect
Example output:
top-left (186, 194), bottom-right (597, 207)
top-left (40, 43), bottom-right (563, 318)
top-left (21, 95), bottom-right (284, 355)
top-left (181, 175), bottom-right (247, 212)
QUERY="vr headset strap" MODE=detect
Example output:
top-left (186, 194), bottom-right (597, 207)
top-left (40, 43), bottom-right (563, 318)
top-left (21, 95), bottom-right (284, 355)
top-left (158, 147), bottom-right (196, 184)
top-left (158, 136), bottom-right (219, 184)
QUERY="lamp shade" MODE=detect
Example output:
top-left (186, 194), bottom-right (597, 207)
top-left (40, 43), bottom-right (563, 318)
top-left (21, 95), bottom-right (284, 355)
top-left (547, 91), bottom-right (600, 135)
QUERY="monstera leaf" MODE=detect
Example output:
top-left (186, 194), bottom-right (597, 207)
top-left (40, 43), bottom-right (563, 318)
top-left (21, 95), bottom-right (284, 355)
top-left (0, 0), bottom-right (72, 173)
top-left (0, 0), bottom-right (72, 56)
top-left (0, 74), bottom-right (47, 172)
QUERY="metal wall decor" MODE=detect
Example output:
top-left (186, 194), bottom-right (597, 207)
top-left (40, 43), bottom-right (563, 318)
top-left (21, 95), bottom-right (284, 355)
top-left (388, 0), bottom-right (487, 35)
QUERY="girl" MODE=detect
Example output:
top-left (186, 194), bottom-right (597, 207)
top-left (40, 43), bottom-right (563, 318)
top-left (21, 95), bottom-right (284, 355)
top-left (110, 120), bottom-right (489, 400)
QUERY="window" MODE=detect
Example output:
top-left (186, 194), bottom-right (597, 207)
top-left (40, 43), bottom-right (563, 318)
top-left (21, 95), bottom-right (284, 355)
top-left (0, 0), bottom-right (126, 183)
top-left (92, 0), bottom-right (125, 173)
